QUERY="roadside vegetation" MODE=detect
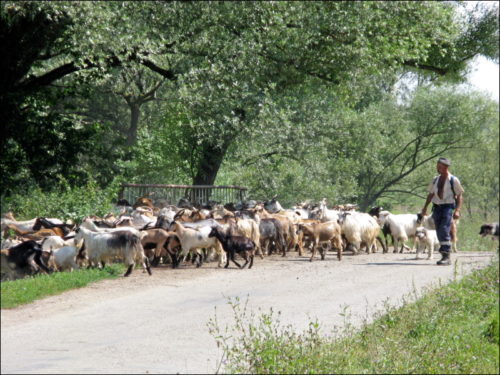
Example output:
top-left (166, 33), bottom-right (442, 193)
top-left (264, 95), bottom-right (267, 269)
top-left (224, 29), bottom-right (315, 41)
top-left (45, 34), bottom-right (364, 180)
top-left (0, 178), bottom-right (119, 223)
top-left (209, 260), bottom-right (499, 374)
top-left (0, 264), bottom-right (124, 309)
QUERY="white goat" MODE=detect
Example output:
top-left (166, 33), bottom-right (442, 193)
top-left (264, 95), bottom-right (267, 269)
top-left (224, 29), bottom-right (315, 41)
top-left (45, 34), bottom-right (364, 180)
top-left (52, 245), bottom-right (80, 271)
top-left (74, 227), bottom-right (151, 277)
top-left (173, 222), bottom-right (226, 268)
top-left (158, 207), bottom-right (177, 223)
top-left (311, 198), bottom-right (341, 223)
top-left (81, 217), bottom-right (141, 236)
top-left (377, 211), bottom-right (430, 253)
top-left (130, 210), bottom-right (156, 228)
top-left (338, 212), bottom-right (380, 254)
top-left (414, 227), bottom-right (439, 260)
top-left (40, 236), bottom-right (74, 252)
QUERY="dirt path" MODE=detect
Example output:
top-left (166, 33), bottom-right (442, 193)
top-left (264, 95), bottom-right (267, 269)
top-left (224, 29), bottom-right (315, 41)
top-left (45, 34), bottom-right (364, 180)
top-left (1, 251), bottom-right (496, 374)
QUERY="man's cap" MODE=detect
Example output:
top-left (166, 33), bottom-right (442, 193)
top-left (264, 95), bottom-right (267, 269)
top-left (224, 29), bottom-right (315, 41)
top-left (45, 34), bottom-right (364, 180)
top-left (437, 157), bottom-right (451, 166)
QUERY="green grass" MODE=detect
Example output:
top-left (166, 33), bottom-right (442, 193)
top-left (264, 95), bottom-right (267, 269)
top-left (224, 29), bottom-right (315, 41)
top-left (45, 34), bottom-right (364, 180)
top-left (457, 216), bottom-right (499, 253)
top-left (209, 260), bottom-right (500, 374)
top-left (0, 264), bottom-right (124, 309)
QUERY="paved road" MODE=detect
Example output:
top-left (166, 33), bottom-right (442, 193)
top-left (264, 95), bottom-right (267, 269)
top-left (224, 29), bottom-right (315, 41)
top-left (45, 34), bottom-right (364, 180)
top-left (1, 251), bottom-right (495, 374)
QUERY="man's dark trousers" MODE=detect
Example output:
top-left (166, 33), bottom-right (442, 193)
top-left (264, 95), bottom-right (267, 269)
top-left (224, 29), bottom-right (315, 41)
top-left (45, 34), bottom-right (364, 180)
top-left (432, 204), bottom-right (454, 254)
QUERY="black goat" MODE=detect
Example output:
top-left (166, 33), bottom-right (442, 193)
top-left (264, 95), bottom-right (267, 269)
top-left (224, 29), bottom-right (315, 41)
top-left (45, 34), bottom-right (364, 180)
top-left (208, 226), bottom-right (256, 269)
top-left (368, 206), bottom-right (393, 253)
top-left (5, 240), bottom-right (53, 276)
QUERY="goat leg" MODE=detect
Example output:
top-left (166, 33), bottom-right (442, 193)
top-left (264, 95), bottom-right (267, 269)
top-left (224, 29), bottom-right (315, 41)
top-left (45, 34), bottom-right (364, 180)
top-left (196, 251), bottom-right (203, 268)
top-left (123, 264), bottom-right (134, 277)
top-left (144, 256), bottom-right (152, 275)
top-left (319, 246), bottom-right (326, 260)
top-left (231, 253), bottom-right (242, 268)
top-left (257, 245), bottom-right (264, 260)
top-left (309, 241), bottom-right (318, 262)
top-left (240, 253), bottom-right (249, 269)
top-left (399, 243), bottom-right (410, 253)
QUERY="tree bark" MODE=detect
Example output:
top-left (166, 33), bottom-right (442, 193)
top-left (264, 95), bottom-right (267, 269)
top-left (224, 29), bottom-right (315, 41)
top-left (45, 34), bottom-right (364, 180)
top-left (126, 103), bottom-right (141, 147)
top-left (192, 141), bottom-right (229, 186)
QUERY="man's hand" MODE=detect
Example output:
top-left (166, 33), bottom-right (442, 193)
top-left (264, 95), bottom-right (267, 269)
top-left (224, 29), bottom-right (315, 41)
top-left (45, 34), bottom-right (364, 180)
top-left (420, 208), bottom-right (427, 217)
top-left (453, 210), bottom-right (460, 220)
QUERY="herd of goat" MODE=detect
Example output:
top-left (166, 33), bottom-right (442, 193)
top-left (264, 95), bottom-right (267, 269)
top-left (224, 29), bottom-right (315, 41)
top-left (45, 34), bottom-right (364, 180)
top-left (1, 197), bottom-right (498, 281)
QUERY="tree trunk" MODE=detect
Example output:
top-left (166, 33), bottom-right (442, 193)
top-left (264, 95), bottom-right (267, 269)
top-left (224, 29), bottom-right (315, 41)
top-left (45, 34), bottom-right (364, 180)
top-left (359, 198), bottom-right (375, 213)
top-left (126, 103), bottom-right (140, 146)
top-left (192, 141), bottom-right (229, 186)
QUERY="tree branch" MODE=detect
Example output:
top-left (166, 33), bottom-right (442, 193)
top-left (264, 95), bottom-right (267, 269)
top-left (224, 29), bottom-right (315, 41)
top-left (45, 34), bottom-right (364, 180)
top-left (140, 59), bottom-right (177, 81)
top-left (383, 189), bottom-right (427, 199)
top-left (402, 60), bottom-right (448, 76)
top-left (16, 62), bottom-right (80, 91)
top-left (139, 78), bottom-right (166, 103)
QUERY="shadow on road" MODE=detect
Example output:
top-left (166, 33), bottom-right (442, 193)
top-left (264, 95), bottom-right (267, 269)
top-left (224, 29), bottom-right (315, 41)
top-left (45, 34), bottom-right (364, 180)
top-left (363, 262), bottom-right (436, 266)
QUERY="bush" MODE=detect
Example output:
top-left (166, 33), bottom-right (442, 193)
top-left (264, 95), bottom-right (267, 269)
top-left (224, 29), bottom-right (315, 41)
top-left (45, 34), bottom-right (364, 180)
top-left (0, 178), bottom-right (121, 222)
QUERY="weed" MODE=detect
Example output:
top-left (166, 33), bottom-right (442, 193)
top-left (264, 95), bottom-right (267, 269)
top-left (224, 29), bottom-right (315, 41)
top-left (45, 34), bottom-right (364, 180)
top-left (209, 260), bottom-right (500, 374)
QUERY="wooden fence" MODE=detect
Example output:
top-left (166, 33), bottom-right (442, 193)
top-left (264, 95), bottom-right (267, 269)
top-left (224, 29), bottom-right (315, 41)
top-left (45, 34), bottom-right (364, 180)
top-left (118, 183), bottom-right (248, 206)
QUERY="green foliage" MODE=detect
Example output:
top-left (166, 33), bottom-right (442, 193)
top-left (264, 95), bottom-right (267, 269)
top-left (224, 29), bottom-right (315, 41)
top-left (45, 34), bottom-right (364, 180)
top-left (0, 1), bottom-right (498, 209)
top-left (1, 264), bottom-right (124, 309)
top-left (209, 261), bottom-right (500, 374)
top-left (216, 85), bottom-right (498, 213)
top-left (0, 178), bottom-right (120, 222)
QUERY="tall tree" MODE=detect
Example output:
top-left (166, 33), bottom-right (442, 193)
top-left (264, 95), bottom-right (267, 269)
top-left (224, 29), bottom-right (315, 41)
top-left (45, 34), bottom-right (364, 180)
top-left (1, 1), bottom-right (498, 194)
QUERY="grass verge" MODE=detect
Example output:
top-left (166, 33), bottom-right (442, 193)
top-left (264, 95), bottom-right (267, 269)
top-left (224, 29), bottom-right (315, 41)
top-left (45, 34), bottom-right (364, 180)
top-left (209, 260), bottom-right (500, 374)
top-left (1, 264), bottom-right (124, 309)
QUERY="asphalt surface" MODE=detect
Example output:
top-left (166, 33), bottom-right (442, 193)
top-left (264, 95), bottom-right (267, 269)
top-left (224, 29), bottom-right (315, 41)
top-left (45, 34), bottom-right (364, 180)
top-left (1, 250), bottom-right (496, 374)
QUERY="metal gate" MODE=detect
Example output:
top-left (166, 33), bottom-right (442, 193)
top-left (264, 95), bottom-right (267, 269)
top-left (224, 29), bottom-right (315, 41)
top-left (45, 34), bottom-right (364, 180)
top-left (118, 184), bottom-right (247, 206)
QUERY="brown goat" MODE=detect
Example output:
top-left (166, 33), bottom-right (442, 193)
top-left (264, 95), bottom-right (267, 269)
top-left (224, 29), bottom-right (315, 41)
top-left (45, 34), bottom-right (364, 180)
top-left (21, 228), bottom-right (65, 240)
top-left (297, 221), bottom-right (343, 261)
top-left (141, 229), bottom-right (180, 266)
top-left (295, 219), bottom-right (321, 256)
top-left (133, 197), bottom-right (154, 209)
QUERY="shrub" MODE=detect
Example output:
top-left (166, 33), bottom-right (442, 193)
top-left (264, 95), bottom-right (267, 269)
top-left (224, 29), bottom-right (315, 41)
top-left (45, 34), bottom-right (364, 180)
top-left (0, 178), bottom-right (120, 222)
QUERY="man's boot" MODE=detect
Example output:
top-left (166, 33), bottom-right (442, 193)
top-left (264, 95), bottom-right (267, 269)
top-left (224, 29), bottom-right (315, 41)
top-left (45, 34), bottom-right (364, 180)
top-left (436, 252), bottom-right (451, 265)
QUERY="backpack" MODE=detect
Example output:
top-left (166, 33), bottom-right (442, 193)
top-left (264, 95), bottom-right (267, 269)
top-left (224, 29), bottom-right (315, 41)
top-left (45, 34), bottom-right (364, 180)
top-left (432, 174), bottom-right (457, 206)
